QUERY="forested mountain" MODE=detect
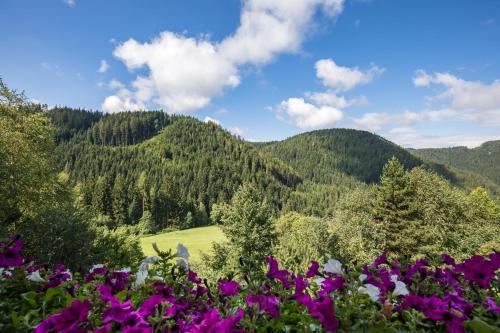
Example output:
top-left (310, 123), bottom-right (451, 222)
top-left (51, 108), bottom-right (301, 231)
top-left (413, 141), bottom-right (500, 186)
top-left (47, 108), bottom-right (500, 231)
top-left (257, 129), bottom-right (500, 199)
top-left (259, 129), bottom-right (422, 184)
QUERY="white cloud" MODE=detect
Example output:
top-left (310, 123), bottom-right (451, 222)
top-left (352, 70), bottom-right (500, 147)
top-left (229, 126), bottom-right (246, 136)
top-left (413, 70), bottom-right (500, 126)
top-left (385, 126), bottom-right (500, 149)
top-left (108, 78), bottom-right (125, 90)
top-left (203, 116), bottom-right (220, 125)
top-left (413, 69), bottom-right (432, 87)
top-left (98, 60), bottom-right (109, 73)
top-left (275, 58), bottom-right (380, 129)
top-left (276, 97), bottom-right (343, 128)
top-left (104, 0), bottom-right (345, 113)
top-left (352, 110), bottom-right (431, 132)
top-left (62, 0), bottom-right (75, 7)
top-left (315, 59), bottom-right (384, 92)
top-left (306, 91), bottom-right (367, 108)
top-left (102, 83), bottom-right (147, 113)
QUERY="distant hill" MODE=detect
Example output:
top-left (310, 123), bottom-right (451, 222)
top-left (413, 141), bottom-right (500, 187)
top-left (259, 128), bottom-right (423, 184)
top-left (259, 129), bottom-right (500, 198)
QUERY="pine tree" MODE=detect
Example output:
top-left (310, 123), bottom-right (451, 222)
top-left (373, 157), bottom-right (419, 256)
top-left (219, 183), bottom-right (276, 270)
top-left (112, 174), bottom-right (129, 226)
top-left (92, 176), bottom-right (112, 216)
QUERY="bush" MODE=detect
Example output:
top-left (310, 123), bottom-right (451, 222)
top-left (274, 212), bottom-right (337, 274)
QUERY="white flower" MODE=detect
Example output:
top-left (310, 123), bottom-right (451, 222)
top-left (118, 267), bottom-right (131, 273)
top-left (314, 277), bottom-right (325, 286)
top-left (176, 258), bottom-right (189, 270)
top-left (89, 264), bottom-right (104, 273)
top-left (390, 275), bottom-right (409, 297)
top-left (64, 270), bottom-right (73, 281)
top-left (358, 274), bottom-right (368, 282)
top-left (324, 259), bottom-right (343, 275)
top-left (142, 256), bottom-right (159, 265)
top-left (134, 269), bottom-right (148, 287)
top-left (358, 284), bottom-right (380, 301)
top-left (176, 243), bottom-right (189, 260)
top-left (27, 270), bottom-right (45, 282)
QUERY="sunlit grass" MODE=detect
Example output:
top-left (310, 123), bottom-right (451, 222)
top-left (140, 225), bottom-right (225, 261)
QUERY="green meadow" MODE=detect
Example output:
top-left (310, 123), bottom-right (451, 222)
top-left (140, 226), bottom-right (225, 260)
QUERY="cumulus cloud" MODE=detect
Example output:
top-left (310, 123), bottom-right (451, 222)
top-left (276, 97), bottom-right (343, 128)
top-left (384, 126), bottom-right (500, 149)
top-left (275, 58), bottom-right (381, 129)
top-left (315, 59), bottom-right (384, 92)
top-left (103, 0), bottom-right (345, 113)
top-left (413, 70), bottom-right (500, 126)
top-left (98, 60), bottom-right (109, 73)
top-left (352, 70), bottom-right (500, 147)
top-left (102, 81), bottom-right (147, 113)
top-left (413, 69), bottom-right (432, 87)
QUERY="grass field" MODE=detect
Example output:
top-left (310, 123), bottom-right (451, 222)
top-left (140, 226), bottom-right (225, 261)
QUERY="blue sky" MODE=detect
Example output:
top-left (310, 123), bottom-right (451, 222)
top-left (1, 0), bottom-right (500, 147)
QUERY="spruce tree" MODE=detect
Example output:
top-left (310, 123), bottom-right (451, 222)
top-left (373, 157), bottom-right (419, 256)
top-left (219, 183), bottom-right (276, 271)
top-left (112, 174), bottom-right (129, 226)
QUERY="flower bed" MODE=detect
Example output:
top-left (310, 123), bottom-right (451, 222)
top-left (1, 236), bottom-right (499, 332)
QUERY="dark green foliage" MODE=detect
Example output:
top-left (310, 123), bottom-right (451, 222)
top-left (260, 128), bottom-right (423, 184)
top-left (0, 80), bottom-right (143, 271)
top-left (274, 212), bottom-right (337, 273)
top-left (373, 157), bottom-right (420, 256)
top-left (47, 107), bottom-right (102, 142)
top-left (204, 184), bottom-right (276, 276)
top-left (413, 143), bottom-right (500, 196)
top-left (54, 111), bottom-right (302, 230)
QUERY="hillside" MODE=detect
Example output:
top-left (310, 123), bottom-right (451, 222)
top-left (260, 128), bottom-right (424, 184)
top-left (50, 108), bottom-right (302, 230)
top-left (49, 109), bottom-right (500, 229)
top-left (259, 129), bottom-right (500, 198)
top-left (413, 141), bottom-right (500, 186)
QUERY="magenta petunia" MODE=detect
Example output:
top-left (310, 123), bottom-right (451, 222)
top-left (457, 255), bottom-right (495, 289)
top-left (34, 299), bottom-right (91, 333)
top-left (246, 294), bottom-right (280, 318)
top-left (138, 294), bottom-right (167, 317)
top-left (188, 269), bottom-right (202, 284)
top-left (266, 256), bottom-right (294, 288)
top-left (483, 296), bottom-right (500, 314)
top-left (0, 237), bottom-right (24, 268)
top-left (219, 280), bottom-right (240, 297)
top-left (308, 291), bottom-right (339, 332)
top-left (321, 276), bottom-right (345, 293)
top-left (306, 261), bottom-right (320, 278)
top-left (441, 253), bottom-right (456, 266)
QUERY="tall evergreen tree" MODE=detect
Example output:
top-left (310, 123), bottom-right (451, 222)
top-left (373, 157), bottom-right (419, 256)
top-left (219, 183), bottom-right (276, 272)
top-left (112, 174), bottom-right (129, 226)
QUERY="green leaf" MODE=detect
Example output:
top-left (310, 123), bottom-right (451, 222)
top-left (467, 317), bottom-right (500, 333)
